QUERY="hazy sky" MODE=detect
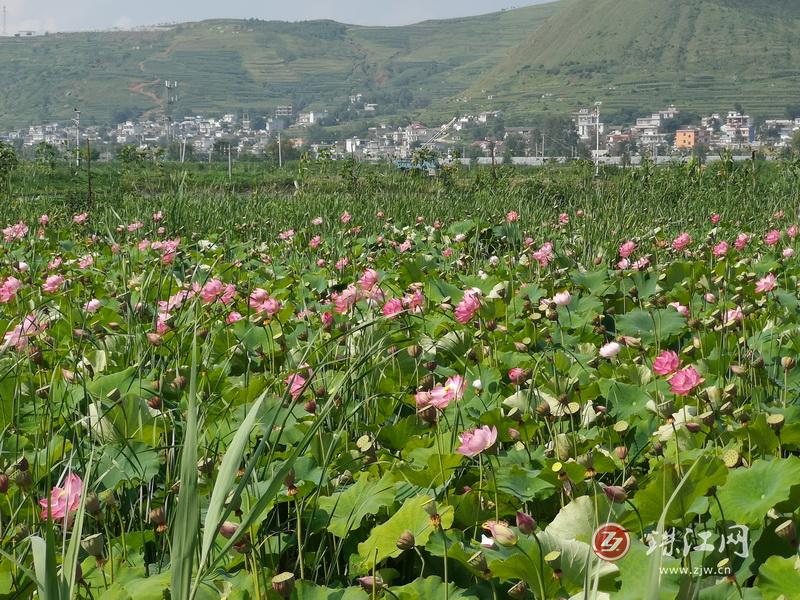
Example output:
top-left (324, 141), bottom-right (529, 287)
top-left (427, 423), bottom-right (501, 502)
top-left (3, 1), bottom-right (550, 33)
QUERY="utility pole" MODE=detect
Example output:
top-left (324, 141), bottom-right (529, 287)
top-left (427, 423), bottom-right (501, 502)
top-left (2, 5), bottom-right (7, 37)
top-left (278, 132), bottom-right (283, 168)
top-left (594, 101), bottom-right (602, 177)
top-left (227, 144), bottom-right (232, 181)
top-left (542, 133), bottom-right (545, 162)
top-left (86, 139), bottom-right (93, 205)
top-left (73, 108), bottom-right (81, 168)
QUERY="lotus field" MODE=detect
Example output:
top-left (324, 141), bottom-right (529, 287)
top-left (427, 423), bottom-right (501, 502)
top-left (3, 163), bottom-right (800, 599)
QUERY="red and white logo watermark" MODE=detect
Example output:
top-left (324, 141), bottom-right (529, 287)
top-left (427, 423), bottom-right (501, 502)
top-left (591, 523), bottom-right (631, 561)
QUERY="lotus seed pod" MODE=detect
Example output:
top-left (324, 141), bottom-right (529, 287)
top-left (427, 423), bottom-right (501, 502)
top-left (723, 448), bottom-right (742, 468)
top-left (85, 492), bottom-right (101, 515)
top-left (775, 520), bottom-right (797, 543)
top-left (357, 575), bottom-right (384, 594)
top-left (782, 357), bottom-right (796, 371)
top-left (767, 414), bottom-right (785, 432)
top-left (467, 551), bottom-right (489, 573)
top-left (271, 572), bottom-right (295, 599)
top-left (406, 344), bottom-right (422, 358)
top-left (149, 506), bottom-right (166, 526)
top-left (508, 581), bottom-right (529, 599)
top-left (81, 533), bottom-right (105, 559)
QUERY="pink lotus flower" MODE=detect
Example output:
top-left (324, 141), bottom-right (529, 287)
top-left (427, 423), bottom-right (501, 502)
top-left (73, 213), bottom-right (88, 225)
top-left (669, 302), bottom-right (689, 317)
top-left (734, 233), bottom-right (749, 251)
top-left (152, 211), bottom-right (164, 222)
top-left (712, 241), bottom-right (729, 257)
top-left (3, 221), bottom-right (29, 242)
top-left (456, 425), bottom-right (498, 457)
top-left (504, 367), bottom-right (526, 386)
top-left (403, 289), bottom-right (425, 313)
top-left (755, 274), bottom-right (777, 294)
top-left (382, 298), bottom-right (404, 318)
top-left (617, 258), bottom-right (631, 270)
top-left (725, 306), bottom-right (744, 324)
top-left (710, 214), bottom-right (721, 224)
top-left (553, 291), bottom-right (572, 306)
top-left (332, 285), bottom-right (359, 314)
top-left (340, 211), bottom-right (352, 224)
top-left (442, 247), bottom-right (453, 257)
top-left (39, 214), bottom-right (50, 226)
top-left (788, 225), bottom-right (798, 239)
top-left (39, 472), bottom-right (83, 521)
top-left (653, 350), bottom-right (680, 376)
top-left (454, 289), bottom-right (481, 324)
top-left (559, 213), bottom-right (569, 224)
top-left (249, 288), bottom-right (281, 316)
top-left (599, 341), bottom-right (622, 358)
top-left (764, 230), bottom-right (781, 246)
top-left (335, 257), bottom-right (349, 271)
top-left (321, 312), bottom-right (334, 327)
top-left (669, 366), bottom-right (704, 396)
top-left (429, 375), bottom-right (466, 409)
top-left (4, 314), bottom-right (46, 351)
top-left (0, 277), bottom-right (22, 303)
top-left (672, 233), bottom-right (692, 251)
top-left (358, 268), bottom-right (379, 292)
top-left (619, 240), bottom-right (636, 258)
top-left (532, 242), bottom-right (554, 267)
top-left (201, 279), bottom-right (236, 305)
top-left (783, 248), bottom-right (795, 258)
top-left (309, 235), bottom-right (322, 249)
top-left (278, 229), bottom-right (295, 241)
top-left (506, 211), bottom-right (519, 223)
top-left (226, 311), bottom-right (243, 324)
top-left (376, 211), bottom-right (385, 219)
top-left (633, 256), bottom-right (650, 270)
top-left (286, 373), bottom-right (307, 400)
top-left (84, 299), bottom-right (102, 313)
top-left (704, 293), bottom-right (716, 303)
top-left (42, 274), bottom-right (65, 294)
top-left (78, 255), bottom-right (94, 269)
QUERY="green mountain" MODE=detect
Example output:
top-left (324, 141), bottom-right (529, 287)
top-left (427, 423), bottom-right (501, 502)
top-left (0, 4), bottom-right (559, 129)
top-left (466, 0), bottom-right (800, 120)
top-left (1, 0), bottom-right (799, 130)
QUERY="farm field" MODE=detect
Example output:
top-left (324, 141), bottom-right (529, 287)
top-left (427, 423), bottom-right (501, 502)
top-left (2, 159), bottom-right (800, 598)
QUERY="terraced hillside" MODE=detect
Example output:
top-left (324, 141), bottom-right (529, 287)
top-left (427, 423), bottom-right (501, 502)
top-left (465, 0), bottom-right (800, 120)
top-left (0, 4), bottom-right (560, 128)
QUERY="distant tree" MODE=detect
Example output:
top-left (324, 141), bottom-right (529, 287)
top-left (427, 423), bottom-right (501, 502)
top-left (792, 130), bottom-right (800, 154)
top-left (786, 104), bottom-right (800, 120)
top-left (265, 137), bottom-right (300, 166)
top-left (34, 142), bottom-right (58, 170)
top-left (734, 102), bottom-right (745, 115)
top-left (504, 134), bottom-right (526, 157)
top-left (117, 144), bottom-right (145, 166)
top-left (0, 142), bottom-right (19, 191)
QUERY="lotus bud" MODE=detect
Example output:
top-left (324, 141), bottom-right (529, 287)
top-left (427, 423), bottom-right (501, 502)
top-left (472, 379), bottom-right (483, 391)
top-left (146, 332), bottom-right (162, 346)
top-left (516, 511), bottom-right (536, 534)
top-left (614, 446), bottom-right (628, 461)
top-left (396, 530), bottom-right (415, 550)
top-left (0, 473), bottom-right (8, 494)
top-left (357, 575), bottom-right (385, 594)
top-left (271, 572), bottom-right (295, 599)
top-left (407, 344), bottom-right (422, 358)
top-left (219, 521), bottom-right (239, 539)
top-left (782, 357), bottom-right (796, 371)
top-left (303, 399), bottom-right (317, 414)
top-left (484, 520), bottom-right (517, 547)
top-left (603, 485), bottom-right (628, 503)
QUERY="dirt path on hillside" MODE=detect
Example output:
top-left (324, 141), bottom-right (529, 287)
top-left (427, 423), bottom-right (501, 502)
top-left (128, 80), bottom-right (164, 119)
